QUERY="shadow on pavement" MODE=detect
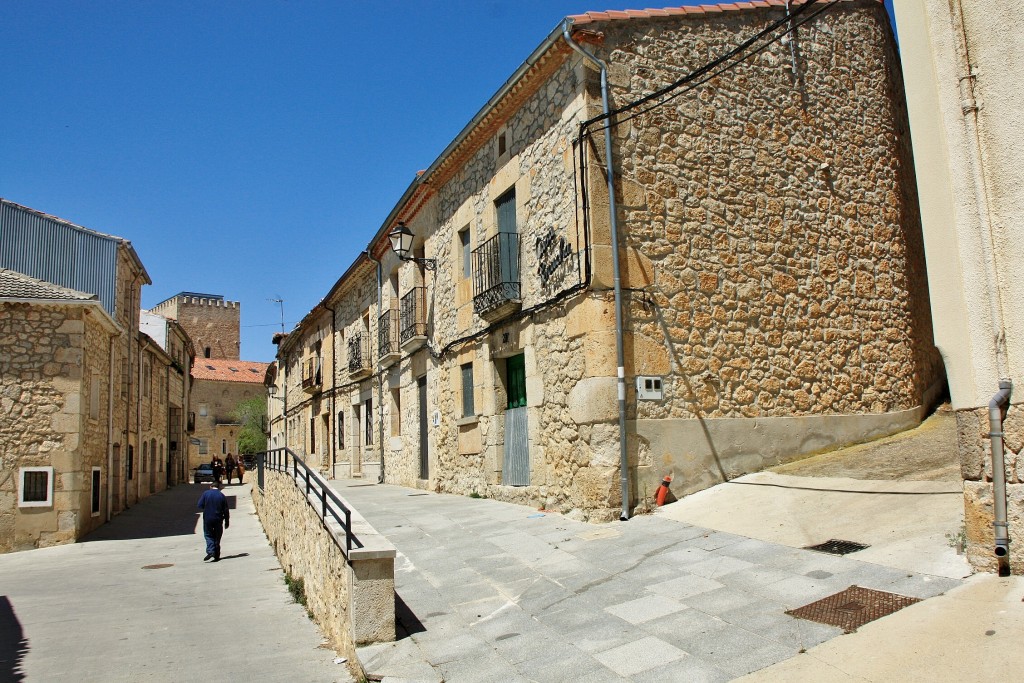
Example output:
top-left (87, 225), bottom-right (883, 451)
top-left (212, 553), bottom-right (250, 562)
top-left (0, 596), bottom-right (27, 682)
top-left (81, 483), bottom-right (221, 543)
top-left (395, 592), bottom-right (425, 640)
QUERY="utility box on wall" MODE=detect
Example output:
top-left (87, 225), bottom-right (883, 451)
top-left (636, 376), bottom-right (664, 401)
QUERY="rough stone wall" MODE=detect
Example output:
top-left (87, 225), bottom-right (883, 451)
top-left (252, 471), bottom-right (358, 662)
top-left (156, 296), bottom-right (241, 361)
top-left (598, 3), bottom-right (941, 424)
top-left (959, 405), bottom-right (1024, 573)
top-left (0, 303), bottom-right (108, 552)
top-left (78, 311), bottom-right (111, 535)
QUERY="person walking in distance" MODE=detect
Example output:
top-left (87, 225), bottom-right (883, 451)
top-left (197, 480), bottom-right (230, 562)
top-left (224, 454), bottom-right (236, 486)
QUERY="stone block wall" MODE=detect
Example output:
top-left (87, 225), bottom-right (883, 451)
top-left (151, 295), bottom-right (240, 361)
top-left (959, 404), bottom-right (1024, 573)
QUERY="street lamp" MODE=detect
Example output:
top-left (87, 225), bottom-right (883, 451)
top-left (388, 222), bottom-right (436, 270)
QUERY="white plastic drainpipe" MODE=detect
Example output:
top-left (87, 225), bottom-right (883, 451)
top-left (562, 20), bottom-right (631, 520)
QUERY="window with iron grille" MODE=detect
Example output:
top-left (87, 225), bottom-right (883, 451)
top-left (19, 467), bottom-right (53, 507)
top-left (337, 411), bottom-right (345, 449)
top-left (365, 398), bottom-right (373, 445)
top-left (461, 362), bottom-right (475, 417)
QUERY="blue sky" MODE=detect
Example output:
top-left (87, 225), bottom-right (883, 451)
top-left (1, 1), bottom-right (896, 362)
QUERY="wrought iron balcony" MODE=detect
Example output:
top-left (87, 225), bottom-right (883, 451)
top-left (347, 332), bottom-right (372, 379)
top-left (301, 356), bottom-right (322, 393)
top-left (378, 309), bottom-right (400, 366)
top-left (400, 286), bottom-right (427, 350)
top-left (473, 232), bottom-right (521, 321)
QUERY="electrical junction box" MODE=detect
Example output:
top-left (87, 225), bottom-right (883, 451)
top-left (636, 376), bottom-right (664, 400)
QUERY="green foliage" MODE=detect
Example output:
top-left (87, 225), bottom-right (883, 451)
top-left (284, 573), bottom-right (307, 607)
top-left (234, 396), bottom-right (268, 454)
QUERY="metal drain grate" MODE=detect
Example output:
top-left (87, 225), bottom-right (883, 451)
top-left (786, 585), bottom-right (920, 632)
top-left (804, 539), bottom-right (870, 555)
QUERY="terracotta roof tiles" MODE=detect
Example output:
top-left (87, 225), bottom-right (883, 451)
top-left (191, 358), bottom-right (270, 384)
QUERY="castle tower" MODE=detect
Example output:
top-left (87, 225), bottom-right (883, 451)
top-left (149, 292), bottom-right (240, 360)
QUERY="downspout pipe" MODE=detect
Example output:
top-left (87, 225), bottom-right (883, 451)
top-left (367, 251), bottom-right (386, 484)
top-left (563, 20), bottom-right (631, 521)
top-left (989, 380), bottom-right (1012, 574)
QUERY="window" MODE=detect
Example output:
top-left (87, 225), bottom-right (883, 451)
top-left (221, 439), bottom-right (227, 455)
top-left (159, 444), bottom-right (164, 472)
top-left (365, 398), bottom-right (373, 445)
top-left (461, 362), bottom-right (475, 417)
top-left (199, 403), bottom-right (208, 417)
top-left (142, 442), bottom-right (148, 473)
top-left (91, 467), bottom-right (102, 516)
top-left (204, 347), bottom-right (211, 358)
top-left (459, 227), bottom-right (471, 279)
top-left (128, 445), bottom-right (134, 479)
top-left (19, 467), bottom-right (53, 507)
top-left (198, 439), bottom-right (209, 455)
top-left (337, 411), bottom-right (345, 449)
top-left (310, 417), bottom-right (316, 454)
top-left (498, 131), bottom-right (507, 156)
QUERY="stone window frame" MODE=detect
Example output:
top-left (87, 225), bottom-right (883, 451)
top-left (461, 362), bottom-right (476, 418)
top-left (18, 466), bottom-right (54, 508)
top-left (457, 225), bottom-right (472, 281)
top-left (495, 122), bottom-right (512, 168)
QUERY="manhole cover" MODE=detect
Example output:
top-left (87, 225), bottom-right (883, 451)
top-left (804, 539), bottom-right (870, 555)
top-left (142, 563), bottom-right (174, 570)
top-left (786, 585), bottom-right (920, 632)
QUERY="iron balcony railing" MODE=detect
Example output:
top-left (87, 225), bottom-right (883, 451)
top-left (255, 448), bottom-right (361, 556)
top-left (348, 332), bottom-right (371, 376)
top-left (378, 309), bottom-right (399, 360)
top-left (301, 356), bottom-right (322, 391)
top-left (472, 232), bottom-right (521, 318)
top-left (400, 287), bottom-right (427, 345)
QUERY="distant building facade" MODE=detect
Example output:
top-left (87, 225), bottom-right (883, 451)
top-left (150, 292), bottom-right (241, 361)
top-left (0, 199), bottom-right (163, 551)
top-left (189, 359), bottom-right (269, 472)
top-left (270, 1), bottom-right (942, 521)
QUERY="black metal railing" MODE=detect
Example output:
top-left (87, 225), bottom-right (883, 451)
top-left (256, 448), bottom-right (361, 556)
top-left (347, 332), bottom-right (370, 374)
top-left (472, 232), bottom-right (521, 316)
top-left (378, 309), bottom-right (399, 358)
top-left (400, 287), bottom-right (427, 344)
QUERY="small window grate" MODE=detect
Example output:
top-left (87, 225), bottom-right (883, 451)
top-left (804, 539), bottom-right (869, 555)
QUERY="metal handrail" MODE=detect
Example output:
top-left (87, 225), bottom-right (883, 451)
top-left (255, 447), bottom-right (360, 556)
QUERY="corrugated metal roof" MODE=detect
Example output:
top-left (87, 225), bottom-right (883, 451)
top-left (0, 198), bottom-right (151, 316)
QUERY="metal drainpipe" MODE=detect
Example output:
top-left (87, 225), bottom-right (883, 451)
top-left (367, 251), bottom-right (386, 484)
top-left (989, 380), bottom-right (1012, 574)
top-left (563, 20), bottom-right (631, 520)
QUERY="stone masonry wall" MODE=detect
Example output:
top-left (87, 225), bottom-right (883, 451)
top-left (959, 404), bottom-right (1024, 573)
top-left (1, 304), bottom-right (88, 551)
top-left (600, 2), bottom-right (941, 424)
top-left (155, 296), bottom-right (241, 361)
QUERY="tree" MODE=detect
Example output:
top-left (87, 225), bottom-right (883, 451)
top-left (234, 396), bottom-right (268, 454)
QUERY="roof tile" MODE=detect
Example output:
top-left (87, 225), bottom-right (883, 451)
top-left (191, 358), bottom-right (271, 384)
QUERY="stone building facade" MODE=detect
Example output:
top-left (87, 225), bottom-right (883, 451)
top-left (188, 359), bottom-right (269, 472)
top-left (149, 292), bottom-right (241, 361)
top-left (271, 1), bottom-right (941, 522)
top-left (0, 199), bottom-right (161, 551)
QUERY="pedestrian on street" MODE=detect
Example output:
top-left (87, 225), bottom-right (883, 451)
top-left (212, 456), bottom-right (224, 484)
top-left (236, 456), bottom-right (245, 485)
top-left (225, 454), bottom-right (236, 485)
top-left (197, 480), bottom-right (230, 562)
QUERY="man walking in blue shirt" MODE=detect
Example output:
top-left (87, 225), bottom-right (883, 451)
top-left (197, 480), bottom-right (230, 562)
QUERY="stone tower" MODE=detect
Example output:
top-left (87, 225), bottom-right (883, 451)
top-left (149, 292), bottom-right (240, 360)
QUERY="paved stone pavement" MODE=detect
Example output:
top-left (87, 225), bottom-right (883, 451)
top-left (335, 481), bottom-right (960, 682)
top-left (0, 482), bottom-right (353, 683)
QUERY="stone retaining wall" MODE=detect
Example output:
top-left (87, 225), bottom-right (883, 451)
top-left (252, 468), bottom-right (395, 660)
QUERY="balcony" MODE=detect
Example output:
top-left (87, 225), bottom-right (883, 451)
top-left (400, 286), bottom-right (428, 351)
top-left (348, 332), bottom-right (372, 380)
top-left (378, 309), bottom-right (400, 367)
top-left (472, 232), bottom-right (521, 322)
top-left (302, 356), bottom-right (322, 393)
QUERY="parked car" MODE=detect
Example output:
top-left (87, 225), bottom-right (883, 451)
top-left (193, 463), bottom-right (216, 485)
top-left (241, 454), bottom-right (256, 469)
